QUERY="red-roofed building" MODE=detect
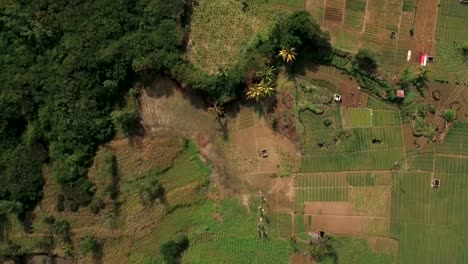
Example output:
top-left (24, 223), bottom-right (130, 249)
top-left (419, 52), bottom-right (428, 66)
top-left (397, 90), bottom-right (405, 98)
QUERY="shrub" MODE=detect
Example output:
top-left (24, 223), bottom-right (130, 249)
top-left (443, 109), bottom-right (456, 122)
top-left (323, 118), bottom-right (332, 127)
top-left (80, 235), bottom-right (101, 257)
top-left (52, 220), bottom-right (70, 241)
top-left (160, 235), bottom-right (189, 264)
top-left (56, 194), bottom-right (65, 212)
top-left (463, 42), bottom-right (468, 56)
top-left (90, 198), bottom-right (105, 214)
top-left (355, 48), bottom-right (378, 73)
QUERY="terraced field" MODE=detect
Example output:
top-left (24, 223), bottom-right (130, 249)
top-left (301, 108), bottom-right (405, 172)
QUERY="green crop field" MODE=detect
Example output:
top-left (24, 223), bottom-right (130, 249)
top-left (343, 108), bottom-right (373, 127)
top-left (372, 110), bottom-right (401, 126)
top-left (188, 0), bottom-right (294, 72)
top-left (367, 96), bottom-right (397, 110)
top-left (344, 0), bottom-right (367, 30)
top-left (301, 108), bottom-right (404, 172)
top-left (432, 0), bottom-right (468, 79)
top-left (391, 159), bottom-right (468, 263)
top-left (387, 122), bottom-right (468, 263)
top-left (436, 121), bottom-right (468, 156)
top-left (182, 233), bottom-right (290, 264)
top-left (436, 0), bottom-right (468, 42)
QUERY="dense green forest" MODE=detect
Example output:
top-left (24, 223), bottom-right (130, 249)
top-left (0, 0), bottom-right (333, 219)
top-left (0, 0), bottom-right (192, 214)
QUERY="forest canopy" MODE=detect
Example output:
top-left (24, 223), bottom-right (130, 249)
top-left (0, 0), bottom-right (329, 214)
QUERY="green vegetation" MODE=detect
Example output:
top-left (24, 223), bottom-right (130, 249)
top-left (160, 234), bottom-right (189, 264)
top-left (442, 109), bottom-right (456, 122)
top-left (80, 235), bottom-right (101, 257)
top-left (463, 42), bottom-right (468, 56)
top-left (355, 48), bottom-right (379, 73)
top-left (182, 233), bottom-right (290, 263)
top-left (300, 109), bottom-right (404, 172)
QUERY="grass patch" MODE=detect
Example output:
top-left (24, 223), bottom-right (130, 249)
top-left (182, 232), bottom-right (290, 263)
top-left (436, 0), bottom-right (468, 42)
top-left (367, 96), bottom-right (396, 110)
top-left (327, 236), bottom-right (395, 263)
top-left (343, 108), bottom-right (373, 127)
top-left (372, 110), bottom-right (401, 126)
top-left (431, 41), bottom-right (468, 80)
top-left (402, 0), bottom-right (416, 11)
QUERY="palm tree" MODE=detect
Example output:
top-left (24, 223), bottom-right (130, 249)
top-left (246, 84), bottom-right (263, 101)
top-left (208, 101), bottom-right (224, 117)
top-left (400, 67), bottom-right (415, 90)
top-left (414, 67), bottom-right (429, 95)
top-left (279, 48), bottom-right (297, 63)
top-left (256, 66), bottom-right (276, 85)
top-left (246, 82), bottom-right (274, 101)
top-left (208, 101), bottom-right (227, 132)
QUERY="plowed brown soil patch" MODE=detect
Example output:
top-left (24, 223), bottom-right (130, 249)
top-left (410, 0), bottom-right (439, 54)
top-left (304, 202), bottom-right (353, 215)
top-left (368, 237), bottom-right (399, 254)
top-left (340, 80), bottom-right (368, 108)
top-left (307, 215), bottom-right (389, 236)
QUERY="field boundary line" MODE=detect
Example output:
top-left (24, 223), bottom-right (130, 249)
top-left (433, 153), bottom-right (468, 159)
top-left (323, 0), bottom-right (328, 24)
top-left (252, 111), bottom-right (260, 172)
top-left (294, 170), bottom-right (393, 175)
top-left (304, 146), bottom-right (404, 155)
top-left (361, 0), bottom-right (369, 35)
top-left (341, 0), bottom-right (346, 26)
top-left (340, 106), bottom-right (345, 127)
top-left (399, 111), bottom-right (407, 163)
top-left (304, 214), bottom-right (387, 219)
top-left (294, 185), bottom-right (391, 189)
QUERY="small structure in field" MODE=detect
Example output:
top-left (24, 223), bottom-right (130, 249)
top-left (259, 149), bottom-right (268, 158)
top-left (419, 52), bottom-right (428, 66)
top-left (309, 232), bottom-right (321, 244)
top-left (432, 179), bottom-right (440, 188)
top-left (333, 94), bottom-right (342, 102)
top-left (397, 90), bottom-right (405, 98)
top-left (460, 0), bottom-right (468, 4)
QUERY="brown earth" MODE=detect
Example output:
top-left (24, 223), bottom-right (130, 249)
top-left (368, 237), bottom-right (399, 254)
top-left (275, 90), bottom-right (300, 142)
top-left (292, 254), bottom-right (315, 264)
top-left (410, 0), bottom-right (439, 55)
top-left (304, 202), bottom-right (353, 215)
top-left (306, 214), bottom-right (389, 236)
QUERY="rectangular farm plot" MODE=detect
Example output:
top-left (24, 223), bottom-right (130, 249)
top-left (366, 96), bottom-right (396, 110)
top-left (324, 0), bottom-right (346, 24)
top-left (342, 108), bottom-right (372, 127)
top-left (390, 162), bottom-right (468, 263)
top-left (344, 0), bottom-right (367, 30)
top-left (301, 148), bottom-right (403, 172)
top-left (372, 110), bottom-right (401, 126)
top-left (294, 172), bottom-right (392, 237)
top-left (436, 122), bottom-right (468, 156)
top-left (436, 0), bottom-right (468, 42)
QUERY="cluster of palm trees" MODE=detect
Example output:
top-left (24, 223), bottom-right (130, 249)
top-left (399, 66), bottom-right (429, 93)
top-left (246, 65), bottom-right (276, 101)
top-left (245, 47), bottom-right (297, 101)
